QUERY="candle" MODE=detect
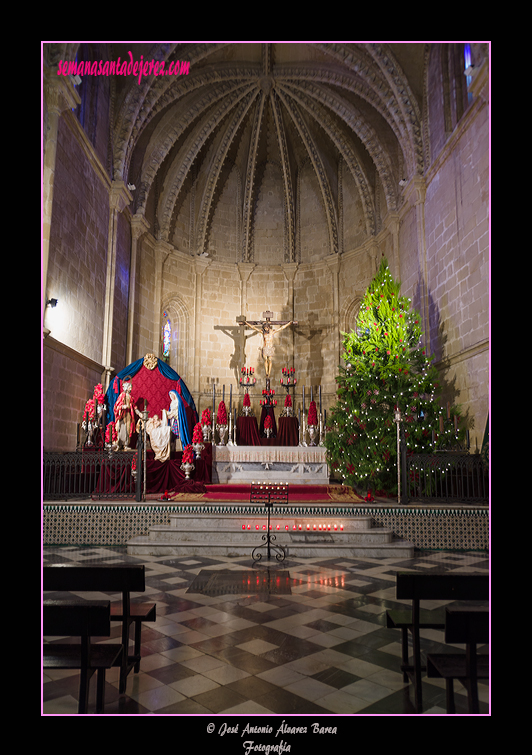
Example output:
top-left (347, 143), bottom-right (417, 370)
top-left (212, 382), bottom-right (215, 415)
top-left (223, 385), bottom-right (225, 404)
top-left (319, 385), bottom-right (322, 414)
top-left (230, 384), bottom-right (232, 416)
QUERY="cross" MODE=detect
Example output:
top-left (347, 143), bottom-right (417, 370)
top-left (237, 312), bottom-right (298, 381)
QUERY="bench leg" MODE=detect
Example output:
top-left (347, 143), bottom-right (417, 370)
top-left (78, 668), bottom-right (91, 714)
top-left (411, 631), bottom-right (423, 713)
top-left (134, 621), bottom-right (142, 673)
top-left (401, 629), bottom-right (409, 682)
top-left (446, 679), bottom-right (456, 714)
top-left (96, 670), bottom-right (106, 714)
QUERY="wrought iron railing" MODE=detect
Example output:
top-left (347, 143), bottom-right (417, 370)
top-left (42, 450), bottom-right (139, 501)
top-left (403, 451), bottom-right (489, 503)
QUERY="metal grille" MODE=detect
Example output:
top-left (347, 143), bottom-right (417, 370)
top-left (404, 452), bottom-right (489, 503)
top-left (43, 451), bottom-right (138, 501)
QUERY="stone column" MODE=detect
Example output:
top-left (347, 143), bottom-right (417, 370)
top-left (102, 181), bottom-right (132, 389)
top-left (237, 263), bottom-right (255, 361)
top-left (126, 214), bottom-right (150, 365)
top-left (42, 70), bottom-right (80, 325)
top-left (193, 256), bottom-right (211, 394)
top-left (282, 262), bottom-right (298, 367)
top-left (152, 240), bottom-right (173, 356)
top-left (406, 176), bottom-right (429, 350)
top-left (325, 254), bottom-right (341, 368)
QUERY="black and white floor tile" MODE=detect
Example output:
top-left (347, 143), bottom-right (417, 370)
top-left (42, 546), bottom-right (489, 717)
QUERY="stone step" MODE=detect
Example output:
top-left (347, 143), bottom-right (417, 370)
top-left (127, 535), bottom-right (415, 559)
top-left (145, 525), bottom-right (394, 545)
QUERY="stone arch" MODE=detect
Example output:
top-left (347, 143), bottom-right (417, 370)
top-left (160, 294), bottom-right (191, 382)
top-left (341, 294), bottom-right (364, 336)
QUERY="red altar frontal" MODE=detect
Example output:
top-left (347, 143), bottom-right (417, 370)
top-left (236, 414), bottom-right (299, 446)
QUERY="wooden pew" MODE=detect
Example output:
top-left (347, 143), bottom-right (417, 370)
top-left (427, 606), bottom-right (489, 713)
top-left (43, 600), bottom-right (123, 713)
top-left (43, 564), bottom-right (156, 693)
top-left (386, 571), bottom-right (489, 712)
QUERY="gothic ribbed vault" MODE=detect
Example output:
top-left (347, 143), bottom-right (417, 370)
top-left (46, 42), bottom-right (426, 264)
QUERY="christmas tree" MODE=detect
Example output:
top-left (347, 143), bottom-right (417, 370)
top-left (325, 258), bottom-right (463, 496)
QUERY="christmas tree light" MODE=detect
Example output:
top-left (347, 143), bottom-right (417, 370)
top-left (324, 258), bottom-right (463, 495)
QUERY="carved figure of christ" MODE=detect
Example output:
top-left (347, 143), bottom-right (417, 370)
top-left (238, 311), bottom-right (297, 378)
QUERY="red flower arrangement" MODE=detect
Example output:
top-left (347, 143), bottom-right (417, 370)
top-left (84, 398), bottom-right (95, 420)
top-left (243, 392), bottom-right (251, 407)
top-left (284, 393), bottom-right (292, 408)
top-left (264, 415), bottom-right (273, 429)
top-left (201, 407), bottom-right (212, 425)
top-left (182, 445), bottom-right (195, 464)
top-left (217, 401), bottom-right (227, 425)
top-left (93, 383), bottom-right (105, 405)
top-left (192, 422), bottom-right (204, 443)
top-left (307, 400), bottom-right (318, 426)
top-left (105, 421), bottom-right (117, 444)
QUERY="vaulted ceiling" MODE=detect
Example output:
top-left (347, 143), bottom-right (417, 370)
top-left (45, 42), bottom-right (428, 261)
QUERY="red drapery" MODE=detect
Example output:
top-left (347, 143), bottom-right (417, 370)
top-left (236, 415), bottom-right (299, 446)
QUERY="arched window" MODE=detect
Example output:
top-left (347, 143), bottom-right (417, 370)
top-left (464, 43), bottom-right (473, 105)
top-left (162, 311), bottom-right (171, 362)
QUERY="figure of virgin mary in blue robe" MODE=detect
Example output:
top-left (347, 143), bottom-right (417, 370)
top-left (105, 356), bottom-right (197, 449)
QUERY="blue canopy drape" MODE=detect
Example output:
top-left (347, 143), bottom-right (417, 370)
top-left (105, 358), bottom-right (197, 446)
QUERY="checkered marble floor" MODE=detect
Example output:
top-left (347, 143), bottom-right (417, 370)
top-left (42, 546), bottom-right (490, 717)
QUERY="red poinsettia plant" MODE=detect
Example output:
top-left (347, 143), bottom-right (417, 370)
top-left (192, 422), bottom-right (204, 443)
top-left (182, 445), bottom-right (195, 464)
top-left (84, 398), bottom-right (96, 421)
top-left (93, 383), bottom-right (105, 405)
top-left (243, 392), bottom-right (251, 407)
top-left (284, 393), bottom-right (292, 408)
top-left (264, 415), bottom-right (273, 429)
top-left (105, 421), bottom-right (117, 444)
top-left (201, 407), bottom-right (211, 425)
top-left (217, 401), bottom-right (227, 425)
top-left (307, 400), bottom-right (318, 426)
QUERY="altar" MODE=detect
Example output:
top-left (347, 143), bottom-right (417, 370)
top-left (212, 443), bottom-right (329, 485)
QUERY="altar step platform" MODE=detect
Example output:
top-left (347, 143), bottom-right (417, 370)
top-left (126, 482), bottom-right (416, 559)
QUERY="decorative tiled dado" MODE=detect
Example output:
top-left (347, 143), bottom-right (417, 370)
top-left (43, 504), bottom-right (488, 551)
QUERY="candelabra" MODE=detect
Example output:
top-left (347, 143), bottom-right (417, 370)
top-left (280, 367), bottom-right (297, 393)
top-left (239, 367), bottom-right (256, 389)
top-left (260, 388), bottom-right (277, 407)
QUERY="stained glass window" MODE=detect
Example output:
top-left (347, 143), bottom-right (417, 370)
top-left (162, 312), bottom-right (171, 360)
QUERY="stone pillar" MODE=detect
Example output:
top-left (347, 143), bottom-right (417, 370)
top-left (282, 262), bottom-right (298, 367)
top-left (102, 181), bottom-right (132, 388)
top-left (406, 176), bottom-right (429, 350)
top-left (325, 254), bottom-right (341, 368)
top-left (42, 69), bottom-right (80, 325)
top-left (126, 214), bottom-right (150, 365)
top-left (237, 262), bottom-right (255, 363)
top-left (152, 240), bottom-right (173, 356)
top-left (385, 213), bottom-right (401, 279)
top-left (193, 256), bottom-right (211, 394)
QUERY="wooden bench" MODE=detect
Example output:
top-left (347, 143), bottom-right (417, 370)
top-left (43, 600), bottom-right (123, 713)
top-left (386, 571), bottom-right (489, 712)
top-left (427, 606), bottom-right (489, 713)
top-left (43, 564), bottom-right (156, 694)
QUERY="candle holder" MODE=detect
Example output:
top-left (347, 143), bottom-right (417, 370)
top-left (239, 367), bottom-right (256, 389)
top-left (260, 388), bottom-right (277, 408)
top-left (280, 367), bottom-right (297, 394)
top-left (251, 483), bottom-right (288, 563)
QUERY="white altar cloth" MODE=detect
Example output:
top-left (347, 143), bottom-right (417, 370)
top-left (212, 445), bottom-right (329, 484)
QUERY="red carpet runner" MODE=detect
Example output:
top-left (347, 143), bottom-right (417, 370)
top-left (168, 483), bottom-right (364, 503)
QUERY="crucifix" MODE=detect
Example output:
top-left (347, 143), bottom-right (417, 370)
top-left (238, 311), bottom-right (298, 387)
